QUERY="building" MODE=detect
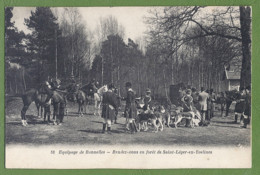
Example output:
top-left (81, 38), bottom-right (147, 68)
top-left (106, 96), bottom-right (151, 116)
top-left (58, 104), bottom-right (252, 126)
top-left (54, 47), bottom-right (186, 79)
top-left (220, 60), bottom-right (241, 92)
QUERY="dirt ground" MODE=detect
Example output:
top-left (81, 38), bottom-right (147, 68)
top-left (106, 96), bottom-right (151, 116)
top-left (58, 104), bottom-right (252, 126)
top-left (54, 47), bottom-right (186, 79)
top-left (5, 97), bottom-right (250, 146)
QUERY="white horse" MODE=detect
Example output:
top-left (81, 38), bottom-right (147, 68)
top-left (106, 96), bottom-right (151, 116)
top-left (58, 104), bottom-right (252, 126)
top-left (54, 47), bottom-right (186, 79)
top-left (94, 85), bottom-right (108, 116)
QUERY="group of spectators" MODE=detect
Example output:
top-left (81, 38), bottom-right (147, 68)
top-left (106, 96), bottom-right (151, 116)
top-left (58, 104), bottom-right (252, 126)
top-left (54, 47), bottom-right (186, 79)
top-left (179, 85), bottom-right (251, 128)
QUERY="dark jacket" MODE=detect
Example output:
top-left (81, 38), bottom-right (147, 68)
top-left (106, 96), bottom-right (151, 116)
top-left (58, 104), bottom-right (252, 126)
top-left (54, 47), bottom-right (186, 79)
top-left (234, 93), bottom-right (246, 113)
top-left (101, 90), bottom-right (118, 120)
top-left (124, 89), bottom-right (137, 119)
top-left (244, 92), bottom-right (251, 116)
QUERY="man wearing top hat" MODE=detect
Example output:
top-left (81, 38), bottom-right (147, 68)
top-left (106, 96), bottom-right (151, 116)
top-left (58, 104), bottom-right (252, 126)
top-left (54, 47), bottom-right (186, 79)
top-left (122, 82), bottom-right (137, 134)
top-left (101, 83), bottom-right (118, 134)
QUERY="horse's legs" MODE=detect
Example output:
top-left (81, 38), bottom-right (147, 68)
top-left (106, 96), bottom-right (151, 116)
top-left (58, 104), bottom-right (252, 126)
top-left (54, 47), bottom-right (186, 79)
top-left (21, 105), bottom-right (29, 126)
top-left (41, 105), bottom-right (43, 118)
top-left (94, 99), bottom-right (97, 115)
top-left (59, 102), bottom-right (65, 123)
top-left (64, 97), bottom-right (68, 116)
top-left (225, 100), bottom-right (232, 117)
top-left (21, 95), bottom-right (33, 126)
top-left (53, 103), bottom-right (59, 125)
top-left (84, 100), bottom-right (87, 114)
top-left (78, 102), bottom-right (81, 117)
top-left (97, 101), bottom-right (101, 116)
top-left (44, 107), bottom-right (46, 122)
top-left (35, 102), bottom-right (40, 118)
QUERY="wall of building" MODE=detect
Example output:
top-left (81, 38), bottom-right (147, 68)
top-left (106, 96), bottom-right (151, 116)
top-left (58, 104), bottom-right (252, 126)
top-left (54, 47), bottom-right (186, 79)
top-left (229, 80), bottom-right (240, 91)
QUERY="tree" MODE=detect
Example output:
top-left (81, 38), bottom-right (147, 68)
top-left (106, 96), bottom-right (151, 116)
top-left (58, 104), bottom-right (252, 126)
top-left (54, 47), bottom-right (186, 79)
top-left (24, 7), bottom-right (59, 83)
top-left (59, 7), bottom-right (92, 83)
top-left (5, 7), bottom-right (26, 57)
top-left (239, 6), bottom-right (251, 88)
top-left (145, 6), bottom-right (251, 89)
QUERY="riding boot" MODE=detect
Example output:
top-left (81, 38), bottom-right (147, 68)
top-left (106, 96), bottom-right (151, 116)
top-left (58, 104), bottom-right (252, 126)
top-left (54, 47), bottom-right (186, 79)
top-left (102, 124), bottom-right (107, 133)
top-left (130, 123), bottom-right (136, 134)
top-left (107, 127), bottom-right (111, 134)
top-left (234, 114), bottom-right (238, 123)
top-left (240, 115), bottom-right (244, 124)
top-left (129, 123), bottom-right (133, 134)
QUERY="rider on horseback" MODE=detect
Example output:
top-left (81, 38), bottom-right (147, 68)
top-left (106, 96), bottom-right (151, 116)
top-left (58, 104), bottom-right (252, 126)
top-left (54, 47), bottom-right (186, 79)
top-left (89, 78), bottom-right (99, 94)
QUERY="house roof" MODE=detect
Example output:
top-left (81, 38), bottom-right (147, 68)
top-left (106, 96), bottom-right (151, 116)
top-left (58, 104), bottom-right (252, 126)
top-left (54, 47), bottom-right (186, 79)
top-left (223, 58), bottom-right (242, 80)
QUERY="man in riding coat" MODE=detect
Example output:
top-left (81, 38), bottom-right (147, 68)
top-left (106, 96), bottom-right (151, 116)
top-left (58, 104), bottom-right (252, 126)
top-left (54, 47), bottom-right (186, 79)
top-left (43, 81), bottom-right (66, 125)
top-left (101, 84), bottom-right (118, 134)
top-left (113, 87), bottom-right (121, 124)
top-left (89, 78), bottom-right (99, 94)
top-left (234, 87), bottom-right (246, 123)
top-left (122, 82), bottom-right (137, 134)
top-left (241, 85), bottom-right (251, 128)
top-left (207, 89), bottom-right (216, 121)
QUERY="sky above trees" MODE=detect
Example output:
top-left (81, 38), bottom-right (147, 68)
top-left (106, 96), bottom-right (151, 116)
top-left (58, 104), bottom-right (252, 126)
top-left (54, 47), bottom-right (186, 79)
top-left (12, 7), bottom-right (150, 41)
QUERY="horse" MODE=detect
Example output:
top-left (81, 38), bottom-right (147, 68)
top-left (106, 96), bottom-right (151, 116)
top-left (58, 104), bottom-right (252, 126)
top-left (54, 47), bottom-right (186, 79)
top-left (94, 85), bottom-right (108, 116)
top-left (20, 82), bottom-right (69, 126)
top-left (76, 90), bottom-right (87, 117)
top-left (20, 83), bottom-right (52, 126)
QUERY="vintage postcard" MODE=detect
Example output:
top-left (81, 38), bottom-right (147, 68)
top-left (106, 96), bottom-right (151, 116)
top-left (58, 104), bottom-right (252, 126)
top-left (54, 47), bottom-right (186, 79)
top-left (4, 6), bottom-right (251, 169)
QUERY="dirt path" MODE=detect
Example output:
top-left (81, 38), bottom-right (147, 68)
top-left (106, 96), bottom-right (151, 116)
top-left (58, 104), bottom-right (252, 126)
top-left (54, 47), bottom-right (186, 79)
top-left (5, 97), bottom-right (250, 146)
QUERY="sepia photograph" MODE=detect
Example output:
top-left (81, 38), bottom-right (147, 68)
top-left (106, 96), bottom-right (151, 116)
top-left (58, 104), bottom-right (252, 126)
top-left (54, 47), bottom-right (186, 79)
top-left (4, 6), bottom-right (251, 169)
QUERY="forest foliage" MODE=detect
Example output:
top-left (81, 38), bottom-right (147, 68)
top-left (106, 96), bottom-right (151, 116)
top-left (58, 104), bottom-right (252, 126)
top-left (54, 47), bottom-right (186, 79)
top-left (5, 6), bottom-right (251, 98)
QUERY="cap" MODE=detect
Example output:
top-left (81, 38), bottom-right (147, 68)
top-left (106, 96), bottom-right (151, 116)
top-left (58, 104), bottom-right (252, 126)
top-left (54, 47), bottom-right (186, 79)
top-left (125, 82), bottom-right (132, 87)
top-left (108, 83), bottom-right (115, 89)
top-left (146, 88), bottom-right (151, 93)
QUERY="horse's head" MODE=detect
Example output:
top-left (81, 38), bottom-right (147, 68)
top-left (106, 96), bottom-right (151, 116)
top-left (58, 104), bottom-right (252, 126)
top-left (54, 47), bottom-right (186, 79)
top-left (97, 85), bottom-right (108, 94)
top-left (38, 81), bottom-right (52, 94)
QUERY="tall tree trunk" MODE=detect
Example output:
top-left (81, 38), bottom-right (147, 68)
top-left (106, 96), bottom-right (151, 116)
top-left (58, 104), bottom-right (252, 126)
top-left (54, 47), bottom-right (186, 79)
top-left (22, 68), bottom-right (26, 92)
top-left (239, 6), bottom-right (251, 88)
top-left (101, 56), bottom-right (104, 85)
top-left (110, 39), bottom-right (113, 83)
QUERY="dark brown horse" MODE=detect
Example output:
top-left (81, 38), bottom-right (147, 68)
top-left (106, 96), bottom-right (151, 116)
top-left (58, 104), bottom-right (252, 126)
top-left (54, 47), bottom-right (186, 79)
top-left (20, 83), bottom-right (70, 126)
top-left (20, 86), bottom-right (50, 126)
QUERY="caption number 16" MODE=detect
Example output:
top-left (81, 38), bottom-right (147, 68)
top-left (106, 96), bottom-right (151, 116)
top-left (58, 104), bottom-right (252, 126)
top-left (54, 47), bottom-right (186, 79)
top-left (51, 150), bottom-right (55, 154)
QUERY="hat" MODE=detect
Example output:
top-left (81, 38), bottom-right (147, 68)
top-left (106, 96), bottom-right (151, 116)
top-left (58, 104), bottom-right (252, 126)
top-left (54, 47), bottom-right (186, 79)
top-left (146, 88), bottom-right (151, 93)
top-left (191, 87), bottom-right (196, 92)
top-left (108, 83), bottom-right (115, 89)
top-left (125, 82), bottom-right (132, 87)
top-left (186, 89), bottom-right (192, 94)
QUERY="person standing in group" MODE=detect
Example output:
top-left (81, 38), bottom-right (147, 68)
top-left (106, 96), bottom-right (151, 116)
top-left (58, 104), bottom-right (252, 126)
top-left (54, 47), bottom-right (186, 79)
top-left (219, 92), bottom-right (226, 118)
top-left (234, 87), bottom-right (246, 123)
top-left (101, 84), bottom-right (118, 134)
top-left (182, 89), bottom-right (194, 127)
top-left (198, 87), bottom-right (209, 125)
top-left (191, 88), bottom-right (199, 109)
top-left (241, 85), bottom-right (251, 128)
top-left (208, 89), bottom-right (216, 121)
top-left (113, 87), bottom-right (121, 124)
top-left (122, 82), bottom-right (137, 134)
